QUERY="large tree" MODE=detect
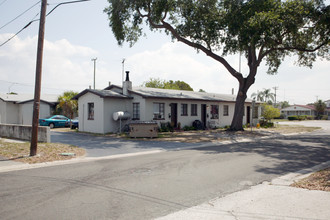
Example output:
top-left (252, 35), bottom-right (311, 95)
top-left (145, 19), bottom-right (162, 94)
top-left (142, 77), bottom-right (194, 90)
top-left (105, 0), bottom-right (329, 131)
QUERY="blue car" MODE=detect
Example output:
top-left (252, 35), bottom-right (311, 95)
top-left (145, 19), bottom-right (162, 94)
top-left (66, 117), bottom-right (79, 129)
top-left (39, 115), bottom-right (71, 129)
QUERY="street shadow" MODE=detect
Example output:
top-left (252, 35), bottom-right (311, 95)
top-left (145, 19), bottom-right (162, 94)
top-left (189, 134), bottom-right (330, 175)
top-left (51, 131), bottom-right (330, 175)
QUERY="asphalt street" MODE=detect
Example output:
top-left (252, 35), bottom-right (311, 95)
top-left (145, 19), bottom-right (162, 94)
top-left (50, 131), bottom-right (201, 157)
top-left (0, 124), bottom-right (329, 220)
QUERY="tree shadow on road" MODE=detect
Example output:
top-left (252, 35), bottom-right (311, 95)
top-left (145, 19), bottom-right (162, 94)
top-left (189, 134), bottom-right (330, 175)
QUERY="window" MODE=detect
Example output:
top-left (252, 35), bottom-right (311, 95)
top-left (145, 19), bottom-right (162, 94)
top-left (88, 103), bottom-right (94, 120)
top-left (191, 104), bottom-right (197, 116)
top-left (153, 103), bottom-right (165, 120)
top-left (181, 104), bottom-right (188, 116)
top-left (133, 103), bottom-right (140, 120)
top-left (223, 105), bottom-right (229, 116)
top-left (211, 105), bottom-right (219, 119)
top-left (253, 106), bottom-right (258, 118)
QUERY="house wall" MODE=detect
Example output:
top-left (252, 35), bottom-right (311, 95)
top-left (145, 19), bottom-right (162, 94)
top-left (281, 106), bottom-right (315, 118)
top-left (103, 98), bottom-right (131, 133)
top-left (18, 102), bottom-right (51, 125)
top-left (131, 94), bottom-right (146, 121)
top-left (5, 102), bottom-right (19, 124)
top-left (78, 93), bottom-right (105, 134)
top-left (140, 98), bottom-right (246, 128)
top-left (0, 99), bottom-right (6, 123)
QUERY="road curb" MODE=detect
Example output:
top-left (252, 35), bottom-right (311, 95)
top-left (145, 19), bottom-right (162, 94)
top-left (271, 160), bottom-right (330, 186)
top-left (0, 149), bottom-right (164, 173)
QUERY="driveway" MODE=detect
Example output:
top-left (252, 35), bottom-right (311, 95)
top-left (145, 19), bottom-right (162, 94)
top-left (51, 131), bottom-right (200, 157)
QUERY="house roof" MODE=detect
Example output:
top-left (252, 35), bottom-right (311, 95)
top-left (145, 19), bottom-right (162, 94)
top-left (282, 104), bottom-right (316, 111)
top-left (72, 89), bottom-right (133, 100)
top-left (103, 85), bottom-right (255, 103)
top-left (0, 93), bottom-right (59, 104)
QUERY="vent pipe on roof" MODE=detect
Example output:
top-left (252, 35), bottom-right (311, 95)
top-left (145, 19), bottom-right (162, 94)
top-left (125, 71), bottom-right (130, 81)
top-left (232, 88), bottom-right (234, 95)
top-left (123, 71), bottom-right (132, 96)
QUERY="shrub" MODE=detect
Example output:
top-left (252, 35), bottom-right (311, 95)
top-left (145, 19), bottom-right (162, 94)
top-left (159, 122), bottom-right (174, 132)
top-left (297, 115), bottom-right (307, 121)
top-left (306, 115), bottom-right (315, 120)
top-left (288, 116), bottom-right (298, 121)
top-left (321, 115), bottom-right (328, 120)
top-left (259, 119), bottom-right (274, 128)
top-left (261, 104), bottom-right (280, 122)
top-left (183, 126), bottom-right (196, 131)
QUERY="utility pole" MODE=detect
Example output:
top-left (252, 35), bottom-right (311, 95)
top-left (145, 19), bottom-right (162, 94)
top-left (273, 86), bottom-right (279, 107)
top-left (30, 0), bottom-right (47, 156)
top-left (91, 58), bottom-right (97, 89)
top-left (122, 58), bottom-right (125, 82)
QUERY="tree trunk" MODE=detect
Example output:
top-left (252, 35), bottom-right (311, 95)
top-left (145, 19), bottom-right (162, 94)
top-left (229, 63), bottom-right (257, 131)
top-left (229, 90), bottom-right (247, 131)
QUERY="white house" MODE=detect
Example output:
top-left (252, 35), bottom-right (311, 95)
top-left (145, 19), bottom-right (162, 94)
top-left (74, 72), bottom-right (261, 134)
top-left (0, 93), bottom-right (58, 125)
top-left (281, 104), bottom-right (316, 119)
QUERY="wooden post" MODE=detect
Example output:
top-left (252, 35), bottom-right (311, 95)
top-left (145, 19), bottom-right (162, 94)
top-left (30, 0), bottom-right (47, 156)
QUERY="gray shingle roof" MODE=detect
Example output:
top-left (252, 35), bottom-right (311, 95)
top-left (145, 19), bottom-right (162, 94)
top-left (0, 93), bottom-right (58, 103)
top-left (130, 87), bottom-right (254, 103)
top-left (72, 89), bottom-right (132, 100)
top-left (78, 85), bottom-right (256, 103)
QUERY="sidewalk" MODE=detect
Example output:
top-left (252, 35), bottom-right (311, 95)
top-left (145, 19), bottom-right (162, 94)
top-left (157, 161), bottom-right (330, 220)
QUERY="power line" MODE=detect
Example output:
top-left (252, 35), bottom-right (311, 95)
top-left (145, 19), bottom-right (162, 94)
top-left (0, 0), bottom-right (90, 48)
top-left (0, 0), bottom-right (8, 7)
top-left (0, 1), bottom-right (41, 30)
top-left (0, 12), bottom-right (40, 47)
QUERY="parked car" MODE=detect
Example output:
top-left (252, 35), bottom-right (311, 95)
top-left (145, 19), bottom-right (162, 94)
top-left (39, 115), bottom-right (71, 129)
top-left (66, 117), bottom-right (79, 129)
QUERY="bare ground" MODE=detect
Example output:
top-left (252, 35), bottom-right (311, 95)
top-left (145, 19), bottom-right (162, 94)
top-left (291, 168), bottom-right (330, 192)
top-left (0, 139), bottom-right (85, 164)
top-left (152, 125), bottom-right (320, 143)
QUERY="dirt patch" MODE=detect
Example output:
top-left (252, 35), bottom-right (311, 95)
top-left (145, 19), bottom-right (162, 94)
top-left (291, 168), bottom-right (330, 192)
top-left (0, 140), bottom-right (85, 164)
top-left (149, 125), bottom-right (321, 143)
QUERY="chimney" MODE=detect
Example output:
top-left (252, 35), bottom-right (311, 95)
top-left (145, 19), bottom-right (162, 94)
top-left (108, 81), bottom-right (111, 86)
top-left (122, 71), bottom-right (132, 96)
top-left (232, 88), bottom-right (234, 95)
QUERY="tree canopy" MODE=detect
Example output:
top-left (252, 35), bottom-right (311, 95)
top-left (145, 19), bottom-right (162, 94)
top-left (57, 91), bottom-right (78, 120)
top-left (314, 99), bottom-right (326, 119)
top-left (251, 88), bottom-right (275, 103)
top-left (142, 77), bottom-right (194, 91)
top-left (105, 0), bottom-right (329, 130)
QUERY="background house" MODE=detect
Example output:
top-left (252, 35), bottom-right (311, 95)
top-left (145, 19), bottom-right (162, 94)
top-left (281, 104), bottom-right (316, 119)
top-left (74, 73), bottom-right (261, 134)
top-left (0, 93), bottom-right (58, 125)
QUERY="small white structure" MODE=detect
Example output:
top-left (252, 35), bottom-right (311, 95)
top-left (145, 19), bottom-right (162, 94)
top-left (74, 72), bottom-right (262, 134)
top-left (281, 104), bottom-right (316, 119)
top-left (0, 93), bottom-right (58, 125)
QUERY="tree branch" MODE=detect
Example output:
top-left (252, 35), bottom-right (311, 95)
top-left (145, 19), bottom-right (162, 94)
top-left (156, 20), bottom-right (242, 81)
top-left (260, 41), bottom-right (329, 61)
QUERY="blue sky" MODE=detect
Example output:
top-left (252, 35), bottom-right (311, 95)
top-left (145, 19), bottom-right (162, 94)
top-left (0, 0), bottom-right (329, 105)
